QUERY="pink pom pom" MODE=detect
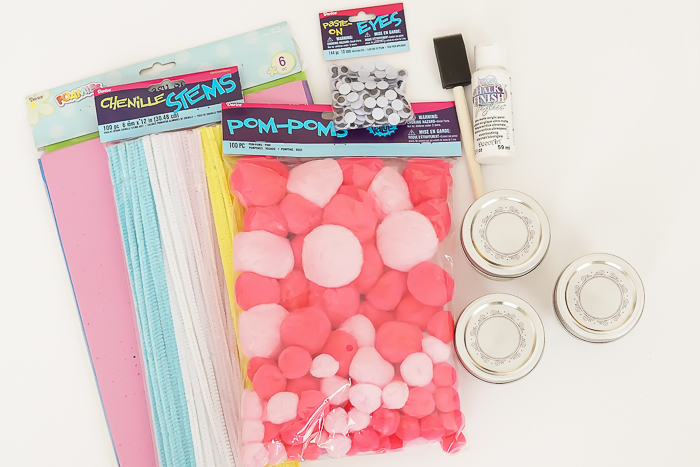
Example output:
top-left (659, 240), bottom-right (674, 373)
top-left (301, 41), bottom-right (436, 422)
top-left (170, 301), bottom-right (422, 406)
top-left (321, 330), bottom-right (359, 377)
top-left (297, 389), bottom-right (330, 420)
top-left (287, 159), bottom-right (343, 208)
top-left (352, 427), bottom-right (381, 452)
top-left (247, 357), bottom-right (276, 381)
top-left (321, 375), bottom-right (351, 405)
top-left (395, 295), bottom-right (440, 331)
top-left (432, 362), bottom-right (458, 387)
top-left (239, 304), bottom-right (288, 359)
top-left (279, 193), bottom-right (323, 235)
top-left (395, 415), bottom-right (420, 441)
top-left (241, 390), bottom-right (263, 420)
top-left (348, 408), bottom-right (371, 432)
top-left (286, 375), bottom-right (320, 396)
top-left (387, 434), bottom-right (404, 451)
top-left (234, 230), bottom-right (294, 279)
top-left (440, 431), bottom-right (467, 454)
top-left (243, 205), bottom-right (289, 237)
top-left (279, 270), bottom-right (309, 311)
top-left (375, 321), bottom-right (423, 364)
top-left (419, 413), bottom-right (445, 440)
top-left (365, 270), bottom-right (407, 311)
top-left (302, 225), bottom-right (364, 288)
top-left (230, 157), bottom-right (288, 208)
top-left (358, 301), bottom-right (394, 330)
top-left (402, 387), bottom-right (435, 418)
top-left (266, 441), bottom-right (286, 464)
top-left (235, 272), bottom-right (280, 311)
top-left (280, 419), bottom-right (308, 446)
top-left (280, 307), bottom-right (331, 355)
top-left (381, 381), bottom-right (409, 409)
top-left (243, 419), bottom-right (266, 443)
top-left (278, 346), bottom-right (312, 379)
top-left (252, 364), bottom-right (287, 400)
top-left (263, 422), bottom-right (282, 443)
top-left (407, 262), bottom-right (454, 307)
top-left (353, 242), bottom-right (384, 294)
top-left (414, 199), bottom-right (451, 242)
top-left (368, 166), bottom-right (413, 217)
top-left (302, 443), bottom-right (321, 460)
top-left (440, 410), bottom-right (464, 433)
top-left (348, 383), bottom-right (383, 413)
top-left (324, 407), bottom-right (351, 434)
top-left (434, 387), bottom-right (460, 412)
top-left (339, 314), bottom-right (376, 347)
top-left (400, 352), bottom-right (434, 387)
top-left (376, 211), bottom-right (438, 272)
top-left (349, 346), bottom-right (395, 387)
top-left (338, 157), bottom-right (384, 190)
top-left (427, 310), bottom-right (455, 343)
top-left (402, 159), bottom-right (453, 205)
top-left (241, 442), bottom-right (269, 467)
top-left (310, 354), bottom-right (340, 378)
top-left (309, 283), bottom-right (360, 328)
top-left (370, 408), bottom-right (401, 436)
top-left (323, 187), bottom-right (379, 242)
top-left (322, 433), bottom-right (353, 458)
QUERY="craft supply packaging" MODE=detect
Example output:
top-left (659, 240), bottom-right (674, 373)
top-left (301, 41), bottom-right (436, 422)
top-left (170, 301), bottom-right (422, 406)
top-left (95, 68), bottom-right (249, 467)
top-left (24, 23), bottom-right (304, 467)
top-left (221, 103), bottom-right (467, 465)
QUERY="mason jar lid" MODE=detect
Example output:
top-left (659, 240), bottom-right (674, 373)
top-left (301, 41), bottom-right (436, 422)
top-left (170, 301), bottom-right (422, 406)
top-left (553, 253), bottom-right (645, 343)
top-left (455, 294), bottom-right (545, 384)
top-left (461, 190), bottom-right (550, 280)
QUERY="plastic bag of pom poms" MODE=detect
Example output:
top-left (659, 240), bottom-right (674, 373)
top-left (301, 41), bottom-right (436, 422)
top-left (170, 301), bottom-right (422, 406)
top-left (228, 155), bottom-right (466, 466)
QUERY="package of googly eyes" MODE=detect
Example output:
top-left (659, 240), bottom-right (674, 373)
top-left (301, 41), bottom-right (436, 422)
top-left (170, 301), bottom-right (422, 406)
top-left (329, 60), bottom-right (414, 130)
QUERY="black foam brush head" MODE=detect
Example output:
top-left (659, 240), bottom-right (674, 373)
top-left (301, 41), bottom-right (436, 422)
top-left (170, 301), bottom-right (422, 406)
top-left (433, 34), bottom-right (471, 89)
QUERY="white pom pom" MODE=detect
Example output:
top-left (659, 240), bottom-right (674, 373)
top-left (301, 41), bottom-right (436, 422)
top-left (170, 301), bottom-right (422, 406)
top-left (234, 230), bottom-right (294, 279)
top-left (287, 159), bottom-right (343, 207)
top-left (302, 225), bottom-right (363, 287)
top-left (376, 210), bottom-right (438, 272)
top-left (368, 166), bottom-right (413, 216)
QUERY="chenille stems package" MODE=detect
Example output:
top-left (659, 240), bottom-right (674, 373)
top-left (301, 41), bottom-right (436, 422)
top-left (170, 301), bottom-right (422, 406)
top-left (95, 69), bottom-right (247, 467)
top-left (221, 103), bottom-right (467, 465)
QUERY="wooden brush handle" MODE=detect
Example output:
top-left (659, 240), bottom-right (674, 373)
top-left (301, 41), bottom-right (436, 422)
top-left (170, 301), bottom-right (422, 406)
top-left (452, 86), bottom-right (485, 199)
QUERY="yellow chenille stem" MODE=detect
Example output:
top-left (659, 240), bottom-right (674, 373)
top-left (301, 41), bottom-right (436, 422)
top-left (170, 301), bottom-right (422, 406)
top-left (199, 125), bottom-right (300, 467)
top-left (199, 126), bottom-right (250, 387)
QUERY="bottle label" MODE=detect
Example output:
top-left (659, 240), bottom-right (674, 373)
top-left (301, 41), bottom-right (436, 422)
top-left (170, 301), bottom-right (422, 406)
top-left (472, 71), bottom-right (515, 157)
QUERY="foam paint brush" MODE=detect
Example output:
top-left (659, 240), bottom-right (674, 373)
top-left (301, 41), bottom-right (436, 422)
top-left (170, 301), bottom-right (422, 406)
top-left (433, 34), bottom-right (485, 199)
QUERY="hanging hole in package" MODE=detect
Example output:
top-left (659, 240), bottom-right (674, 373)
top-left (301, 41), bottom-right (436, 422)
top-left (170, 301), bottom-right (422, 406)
top-left (320, 3), bottom-right (413, 130)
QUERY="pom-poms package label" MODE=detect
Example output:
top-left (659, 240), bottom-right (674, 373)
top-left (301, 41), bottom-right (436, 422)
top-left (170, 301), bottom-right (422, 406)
top-left (221, 102), bottom-right (460, 157)
top-left (96, 68), bottom-right (243, 142)
top-left (319, 3), bottom-right (409, 60)
top-left (26, 22), bottom-right (300, 148)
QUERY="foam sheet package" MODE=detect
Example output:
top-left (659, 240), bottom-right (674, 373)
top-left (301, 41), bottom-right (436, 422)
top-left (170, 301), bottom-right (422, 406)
top-left (221, 103), bottom-right (468, 465)
top-left (27, 23), bottom-right (304, 467)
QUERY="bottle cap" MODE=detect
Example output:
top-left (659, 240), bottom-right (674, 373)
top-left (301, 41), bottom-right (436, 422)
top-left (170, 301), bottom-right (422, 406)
top-left (455, 293), bottom-right (545, 384)
top-left (553, 253), bottom-right (645, 343)
top-left (461, 190), bottom-right (550, 280)
top-left (474, 43), bottom-right (507, 70)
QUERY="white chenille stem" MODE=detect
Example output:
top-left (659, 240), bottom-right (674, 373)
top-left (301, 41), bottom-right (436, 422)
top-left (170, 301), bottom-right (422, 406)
top-left (452, 86), bottom-right (485, 199)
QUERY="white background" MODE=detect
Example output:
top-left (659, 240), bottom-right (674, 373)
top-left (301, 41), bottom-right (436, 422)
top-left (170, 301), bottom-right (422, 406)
top-left (1, 0), bottom-right (699, 466)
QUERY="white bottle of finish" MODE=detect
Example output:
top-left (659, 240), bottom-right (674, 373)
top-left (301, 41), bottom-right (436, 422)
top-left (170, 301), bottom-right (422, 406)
top-left (471, 43), bottom-right (515, 164)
